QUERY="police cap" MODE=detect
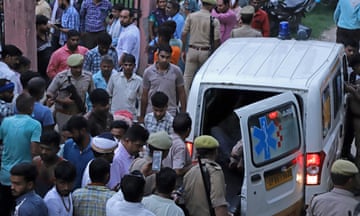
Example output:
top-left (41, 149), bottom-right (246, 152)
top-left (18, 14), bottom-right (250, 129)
top-left (331, 159), bottom-right (359, 176)
top-left (194, 135), bottom-right (219, 149)
top-left (67, 54), bottom-right (84, 67)
top-left (147, 131), bottom-right (172, 150)
top-left (240, 5), bottom-right (255, 15)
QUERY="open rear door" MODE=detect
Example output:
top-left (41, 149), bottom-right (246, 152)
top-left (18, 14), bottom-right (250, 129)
top-left (234, 92), bottom-right (304, 216)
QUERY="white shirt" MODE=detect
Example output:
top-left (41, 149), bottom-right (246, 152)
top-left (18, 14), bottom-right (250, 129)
top-left (107, 19), bottom-right (122, 46)
top-left (106, 189), bottom-right (124, 209)
top-left (0, 61), bottom-right (22, 95)
top-left (142, 194), bottom-right (185, 216)
top-left (116, 23), bottom-right (140, 67)
top-left (81, 159), bottom-right (93, 188)
top-left (107, 72), bottom-right (142, 118)
top-left (44, 187), bottom-right (73, 216)
top-left (106, 197), bottom-right (155, 216)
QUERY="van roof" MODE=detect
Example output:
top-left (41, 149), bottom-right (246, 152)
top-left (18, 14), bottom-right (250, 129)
top-left (196, 38), bottom-right (343, 90)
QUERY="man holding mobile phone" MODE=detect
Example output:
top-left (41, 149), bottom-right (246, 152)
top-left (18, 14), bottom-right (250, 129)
top-left (129, 131), bottom-right (172, 196)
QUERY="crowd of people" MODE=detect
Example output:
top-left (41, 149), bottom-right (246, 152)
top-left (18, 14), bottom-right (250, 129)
top-left (2, 0), bottom-right (360, 215)
top-left (1, 0), bottom-right (260, 215)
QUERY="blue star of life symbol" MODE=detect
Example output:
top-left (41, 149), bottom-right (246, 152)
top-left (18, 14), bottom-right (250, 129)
top-left (253, 116), bottom-right (277, 160)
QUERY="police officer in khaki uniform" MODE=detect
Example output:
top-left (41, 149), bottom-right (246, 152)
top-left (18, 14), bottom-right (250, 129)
top-left (307, 159), bottom-right (359, 216)
top-left (47, 54), bottom-right (94, 131)
top-left (183, 135), bottom-right (229, 216)
top-left (231, 6), bottom-right (262, 38)
top-left (181, 0), bottom-right (221, 95)
top-left (129, 131), bottom-right (172, 195)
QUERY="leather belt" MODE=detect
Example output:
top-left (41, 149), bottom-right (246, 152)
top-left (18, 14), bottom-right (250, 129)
top-left (189, 45), bottom-right (211, 51)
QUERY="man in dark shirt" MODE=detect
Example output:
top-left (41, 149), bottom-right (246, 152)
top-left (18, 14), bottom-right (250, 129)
top-left (36, 15), bottom-right (53, 83)
top-left (84, 88), bottom-right (113, 137)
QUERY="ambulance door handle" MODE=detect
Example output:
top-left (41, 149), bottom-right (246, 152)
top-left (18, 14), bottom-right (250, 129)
top-left (251, 174), bottom-right (261, 182)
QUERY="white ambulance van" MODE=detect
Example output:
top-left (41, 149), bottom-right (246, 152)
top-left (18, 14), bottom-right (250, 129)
top-left (186, 38), bottom-right (345, 215)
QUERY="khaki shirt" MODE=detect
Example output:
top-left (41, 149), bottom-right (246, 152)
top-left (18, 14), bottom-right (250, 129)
top-left (182, 9), bottom-right (220, 47)
top-left (306, 188), bottom-right (358, 216)
top-left (129, 157), bottom-right (156, 196)
top-left (47, 69), bottom-right (94, 114)
top-left (231, 25), bottom-right (263, 38)
top-left (183, 158), bottom-right (227, 216)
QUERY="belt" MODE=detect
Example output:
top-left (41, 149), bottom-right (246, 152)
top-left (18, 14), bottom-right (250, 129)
top-left (189, 45), bottom-right (211, 51)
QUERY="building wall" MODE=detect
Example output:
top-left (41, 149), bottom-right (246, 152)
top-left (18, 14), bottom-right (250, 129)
top-left (4, 0), bottom-right (37, 70)
top-left (136, 0), bottom-right (156, 75)
top-left (2, 0), bottom-right (156, 74)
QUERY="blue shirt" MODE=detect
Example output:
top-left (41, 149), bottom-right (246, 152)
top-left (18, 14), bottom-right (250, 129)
top-left (0, 114), bottom-right (41, 186)
top-left (63, 136), bottom-right (94, 189)
top-left (14, 190), bottom-right (48, 216)
top-left (80, 0), bottom-right (112, 32)
top-left (85, 69), bottom-right (117, 110)
top-left (60, 5), bottom-right (80, 45)
top-left (83, 46), bottom-right (119, 74)
top-left (33, 102), bottom-right (55, 127)
top-left (334, 0), bottom-right (360, 30)
top-left (93, 69), bottom-right (117, 89)
top-left (14, 103), bottom-right (55, 127)
top-left (168, 13), bottom-right (185, 39)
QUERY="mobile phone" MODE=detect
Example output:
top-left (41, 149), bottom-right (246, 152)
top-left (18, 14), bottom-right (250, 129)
top-left (152, 150), bottom-right (162, 171)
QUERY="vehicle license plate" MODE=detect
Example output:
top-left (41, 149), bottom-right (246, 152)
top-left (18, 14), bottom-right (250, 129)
top-left (265, 168), bottom-right (293, 190)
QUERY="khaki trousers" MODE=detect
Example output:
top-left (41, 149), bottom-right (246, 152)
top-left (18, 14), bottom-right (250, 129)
top-left (183, 48), bottom-right (210, 95)
top-left (55, 111), bottom-right (73, 132)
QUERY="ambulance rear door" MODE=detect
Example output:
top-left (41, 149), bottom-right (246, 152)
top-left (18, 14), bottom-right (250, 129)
top-left (234, 91), bottom-right (305, 215)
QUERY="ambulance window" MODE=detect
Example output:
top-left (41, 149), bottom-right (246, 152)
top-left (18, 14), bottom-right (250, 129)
top-left (333, 69), bottom-right (342, 117)
top-left (322, 86), bottom-right (331, 138)
top-left (248, 103), bottom-right (300, 166)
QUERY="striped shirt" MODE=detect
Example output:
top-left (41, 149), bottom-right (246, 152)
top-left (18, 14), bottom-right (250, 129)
top-left (80, 0), bottom-right (112, 33)
top-left (83, 46), bottom-right (119, 74)
top-left (0, 100), bottom-right (13, 123)
top-left (144, 112), bottom-right (174, 135)
top-left (60, 6), bottom-right (80, 45)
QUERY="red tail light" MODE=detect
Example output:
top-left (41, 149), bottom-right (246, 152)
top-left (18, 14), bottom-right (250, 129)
top-left (306, 152), bottom-right (325, 185)
top-left (185, 141), bottom-right (194, 157)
